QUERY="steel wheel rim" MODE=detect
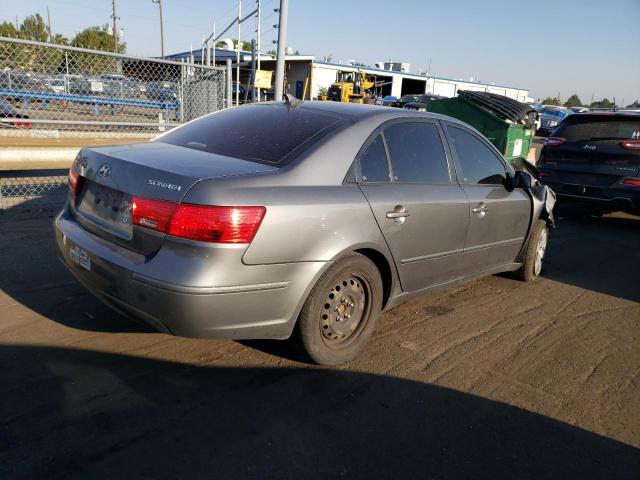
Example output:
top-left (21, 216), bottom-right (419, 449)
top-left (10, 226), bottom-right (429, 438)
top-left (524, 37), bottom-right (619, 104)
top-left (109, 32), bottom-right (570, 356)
top-left (534, 228), bottom-right (548, 276)
top-left (319, 274), bottom-right (371, 348)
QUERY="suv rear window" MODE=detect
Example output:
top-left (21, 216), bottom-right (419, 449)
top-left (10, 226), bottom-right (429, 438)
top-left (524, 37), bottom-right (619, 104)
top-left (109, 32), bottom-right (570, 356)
top-left (157, 104), bottom-right (343, 165)
top-left (555, 116), bottom-right (640, 142)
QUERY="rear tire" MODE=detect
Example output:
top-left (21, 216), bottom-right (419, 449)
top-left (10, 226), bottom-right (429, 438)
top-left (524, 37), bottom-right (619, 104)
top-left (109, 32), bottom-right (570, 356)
top-left (293, 253), bottom-right (383, 366)
top-left (516, 219), bottom-right (549, 281)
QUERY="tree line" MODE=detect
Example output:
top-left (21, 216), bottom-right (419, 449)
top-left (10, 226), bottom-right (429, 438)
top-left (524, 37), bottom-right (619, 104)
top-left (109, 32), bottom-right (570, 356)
top-left (0, 13), bottom-right (126, 53)
top-left (541, 94), bottom-right (639, 110)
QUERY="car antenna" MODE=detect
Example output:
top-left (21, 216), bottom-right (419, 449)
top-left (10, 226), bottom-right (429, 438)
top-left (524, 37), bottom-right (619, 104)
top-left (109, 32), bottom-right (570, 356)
top-left (283, 93), bottom-right (303, 107)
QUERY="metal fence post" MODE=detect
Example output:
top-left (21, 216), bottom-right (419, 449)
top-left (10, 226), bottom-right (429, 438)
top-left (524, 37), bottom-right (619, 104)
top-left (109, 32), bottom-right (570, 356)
top-left (226, 59), bottom-right (233, 109)
top-left (251, 39), bottom-right (256, 103)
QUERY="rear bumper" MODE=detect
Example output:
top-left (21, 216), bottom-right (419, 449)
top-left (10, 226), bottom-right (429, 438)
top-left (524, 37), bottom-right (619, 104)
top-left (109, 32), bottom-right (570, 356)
top-left (542, 180), bottom-right (640, 214)
top-left (54, 207), bottom-right (327, 340)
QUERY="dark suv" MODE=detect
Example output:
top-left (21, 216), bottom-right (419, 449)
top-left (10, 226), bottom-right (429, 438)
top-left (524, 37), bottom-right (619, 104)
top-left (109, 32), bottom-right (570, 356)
top-left (537, 112), bottom-right (640, 215)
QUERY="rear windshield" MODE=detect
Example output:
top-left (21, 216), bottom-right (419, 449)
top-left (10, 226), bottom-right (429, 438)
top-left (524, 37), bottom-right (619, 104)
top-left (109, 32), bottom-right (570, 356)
top-left (157, 104), bottom-right (343, 165)
top-left (554, 116), bottom-right (640, 142)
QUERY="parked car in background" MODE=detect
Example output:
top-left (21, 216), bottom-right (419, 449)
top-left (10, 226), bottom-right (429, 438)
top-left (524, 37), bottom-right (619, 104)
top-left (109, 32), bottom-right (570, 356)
top-left (55, 100), bottom-right (555, 365)
top-left (538, 111), bottom-right (640, 215)
top-left (0, 97), bottom-right (31, 128)
top-left (537, 106), bottom-right (572, 136)
top-left (377, 95), bottom-right (397, 106)
top-left (66, 75), bottom-right (93, 96)
top-left (403, 94), bottom-right (446, 111)
top-left (391, 93), bottom-right (425, 108)
top-left (570, 107), bottom-right (590, 113)
top-left (0, 69), bottom-right (46, 95)
top-left (146, 81), bottom-right (178, 102)
top-left (99, 74), bottom-right (146, 98)
top-left (41, 75), bottom-right (66, 94)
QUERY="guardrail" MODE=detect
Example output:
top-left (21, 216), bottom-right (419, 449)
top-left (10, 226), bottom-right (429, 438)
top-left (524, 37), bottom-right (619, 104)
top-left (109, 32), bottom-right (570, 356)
top-left (1, 87), bottom-right (179, 119)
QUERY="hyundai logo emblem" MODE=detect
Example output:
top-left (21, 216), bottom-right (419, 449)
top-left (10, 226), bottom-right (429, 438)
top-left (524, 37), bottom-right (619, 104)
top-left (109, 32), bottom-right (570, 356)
top-left (98, 163), bottom-right (111, 177)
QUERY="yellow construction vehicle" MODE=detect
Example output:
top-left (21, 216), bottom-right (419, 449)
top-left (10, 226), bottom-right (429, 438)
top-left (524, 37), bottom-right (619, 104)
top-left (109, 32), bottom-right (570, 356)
top-left (326, 70), bottom-right (375, 103)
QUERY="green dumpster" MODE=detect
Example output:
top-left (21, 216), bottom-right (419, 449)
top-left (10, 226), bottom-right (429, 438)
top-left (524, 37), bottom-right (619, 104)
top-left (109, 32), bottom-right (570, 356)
top-left (428, 93), bottom-right (535, 162)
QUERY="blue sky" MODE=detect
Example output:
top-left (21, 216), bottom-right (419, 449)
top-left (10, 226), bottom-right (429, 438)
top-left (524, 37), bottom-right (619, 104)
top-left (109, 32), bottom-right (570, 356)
top-left (3, 0), bottom-right (639, 104)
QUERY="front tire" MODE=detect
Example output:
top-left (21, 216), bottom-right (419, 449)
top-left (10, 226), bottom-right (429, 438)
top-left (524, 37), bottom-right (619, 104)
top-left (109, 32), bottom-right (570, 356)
top-left (516, 219), bottom-right (549, 281)
top-left (294, 253), bottom-right (383, 365)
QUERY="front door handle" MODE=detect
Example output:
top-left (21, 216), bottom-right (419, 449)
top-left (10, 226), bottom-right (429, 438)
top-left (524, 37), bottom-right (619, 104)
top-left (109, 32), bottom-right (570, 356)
top-left (472, 202), bottom-right (488, 218)
top-left (386, 205), bottom-right (410, 224)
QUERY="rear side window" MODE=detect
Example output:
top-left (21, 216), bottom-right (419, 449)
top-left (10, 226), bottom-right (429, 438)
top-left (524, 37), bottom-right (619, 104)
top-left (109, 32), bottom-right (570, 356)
top-left (359, 135), bottom-right (390, 183)
top-left (447, 126), bottom-right (507, 185)
top-left (383, 122), bottom-right (450, 183)
top-left (554, 117), bottom-right (640, 142)
top-left (157, 104), bottom-right (342, 166)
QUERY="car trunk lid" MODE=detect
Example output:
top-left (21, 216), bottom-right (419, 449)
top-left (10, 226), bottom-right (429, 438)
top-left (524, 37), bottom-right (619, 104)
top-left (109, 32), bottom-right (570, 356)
top-left (71, 142), bottom-right (277, 255)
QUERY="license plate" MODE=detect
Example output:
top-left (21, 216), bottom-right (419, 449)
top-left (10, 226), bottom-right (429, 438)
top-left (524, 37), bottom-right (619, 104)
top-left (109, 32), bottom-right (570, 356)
top-left (78, 182), bottom-right (133, 237)
top-left (70, 245), bottom-right (91, 271)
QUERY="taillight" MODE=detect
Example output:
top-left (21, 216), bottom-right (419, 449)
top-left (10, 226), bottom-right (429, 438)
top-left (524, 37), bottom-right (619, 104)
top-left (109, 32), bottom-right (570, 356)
top-left (68, 166), bottom-right (84, 197)
top-left (131, 196), bottom-right (266, 244)
top-left (168, 205), bottom-right (266, 243)
top-left (544, 137), bottom-right (566, 147)
top-left (622, 178), bottom-right (640, 187)
top-left (14, 121), bottom-right (31, 128)
top-left (621, 140), bottom-right (640, 151)
top-left (131, 197), bottom-right (177, 232)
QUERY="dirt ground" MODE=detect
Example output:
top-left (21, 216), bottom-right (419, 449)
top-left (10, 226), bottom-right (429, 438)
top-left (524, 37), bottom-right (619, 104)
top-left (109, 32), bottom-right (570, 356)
top-left (0, 208), bottom-right (638, 479)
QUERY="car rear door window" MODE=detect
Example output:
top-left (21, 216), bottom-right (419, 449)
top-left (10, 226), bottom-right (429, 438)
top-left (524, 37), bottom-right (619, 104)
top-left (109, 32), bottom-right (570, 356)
top-left (383, 122), bottom-right (450, 183)
top-left (359, 135), bottom-right (390, 183)
top-left (447, 126), bottom-right (507, 185)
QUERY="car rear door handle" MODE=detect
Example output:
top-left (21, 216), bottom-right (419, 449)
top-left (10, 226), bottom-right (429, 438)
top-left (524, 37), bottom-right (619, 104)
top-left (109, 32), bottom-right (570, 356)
top-left (386, 206), bottom-right (410, 224)
top-left (472, 202), bottom-right (488, 218)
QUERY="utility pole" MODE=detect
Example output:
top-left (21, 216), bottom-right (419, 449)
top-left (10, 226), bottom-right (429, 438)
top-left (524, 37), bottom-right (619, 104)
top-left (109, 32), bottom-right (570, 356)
top-left (236, 0), bottom-right (242, 106)
top-left (46, 6), bottom-right (52, 42)
top-left (274, 0), bottom-right (288, 101)
top-left (256, 0), bottom-right (261, 101)
top-left (251, 39), bottom-right (256, 102)
top-left (152, 0), bottom-right (165, 57)
top-left (111, 0), bottom-right (118, 53)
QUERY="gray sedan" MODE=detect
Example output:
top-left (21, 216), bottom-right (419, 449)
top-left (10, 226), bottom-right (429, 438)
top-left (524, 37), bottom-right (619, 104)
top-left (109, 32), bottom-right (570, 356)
top-left (55, 99), bottom-right (555, 365)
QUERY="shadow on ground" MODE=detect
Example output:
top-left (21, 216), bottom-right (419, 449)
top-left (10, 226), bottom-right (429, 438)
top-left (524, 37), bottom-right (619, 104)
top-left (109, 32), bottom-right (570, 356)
top-left (544, 213), bottom-right (640, 302)
top-left (1, 345), bottom-right (638, 479)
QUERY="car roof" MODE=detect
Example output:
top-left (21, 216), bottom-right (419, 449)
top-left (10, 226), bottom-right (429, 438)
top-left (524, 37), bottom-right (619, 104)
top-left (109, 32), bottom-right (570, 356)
top-left (253, 100), bottom-right (473, 131)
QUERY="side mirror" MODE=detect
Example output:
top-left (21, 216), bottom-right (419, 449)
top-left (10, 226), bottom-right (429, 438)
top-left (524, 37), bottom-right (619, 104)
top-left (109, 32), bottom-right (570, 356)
top-left (513, 170), bottom-right (533, 189)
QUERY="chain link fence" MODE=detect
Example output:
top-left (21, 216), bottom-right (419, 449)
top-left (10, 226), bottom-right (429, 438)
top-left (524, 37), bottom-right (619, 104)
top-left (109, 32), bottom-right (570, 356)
top-left (0, 169), bottom-right (67, 219)
top-left (0, 37), bottom-right (227, 137)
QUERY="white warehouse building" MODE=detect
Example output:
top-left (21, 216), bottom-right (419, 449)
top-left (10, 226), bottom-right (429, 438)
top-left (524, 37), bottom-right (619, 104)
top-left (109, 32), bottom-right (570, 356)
top-left (258, 55), bottom-right (532, 103)
top-left (166, 48), bottom-right (532, 103)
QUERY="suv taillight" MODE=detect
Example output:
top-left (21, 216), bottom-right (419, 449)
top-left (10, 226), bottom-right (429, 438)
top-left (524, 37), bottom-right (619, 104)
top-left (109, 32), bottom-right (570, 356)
top-left (621, 140), bottom-right (640, 151)
top-left (131, 196), bottom-right (266, 244)
top-left (622, 178), bottom-right (640, 187)
top-left (544, 137), bottom-right (566, 147)
top-left (68, 166), bottom-right (84, 197)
